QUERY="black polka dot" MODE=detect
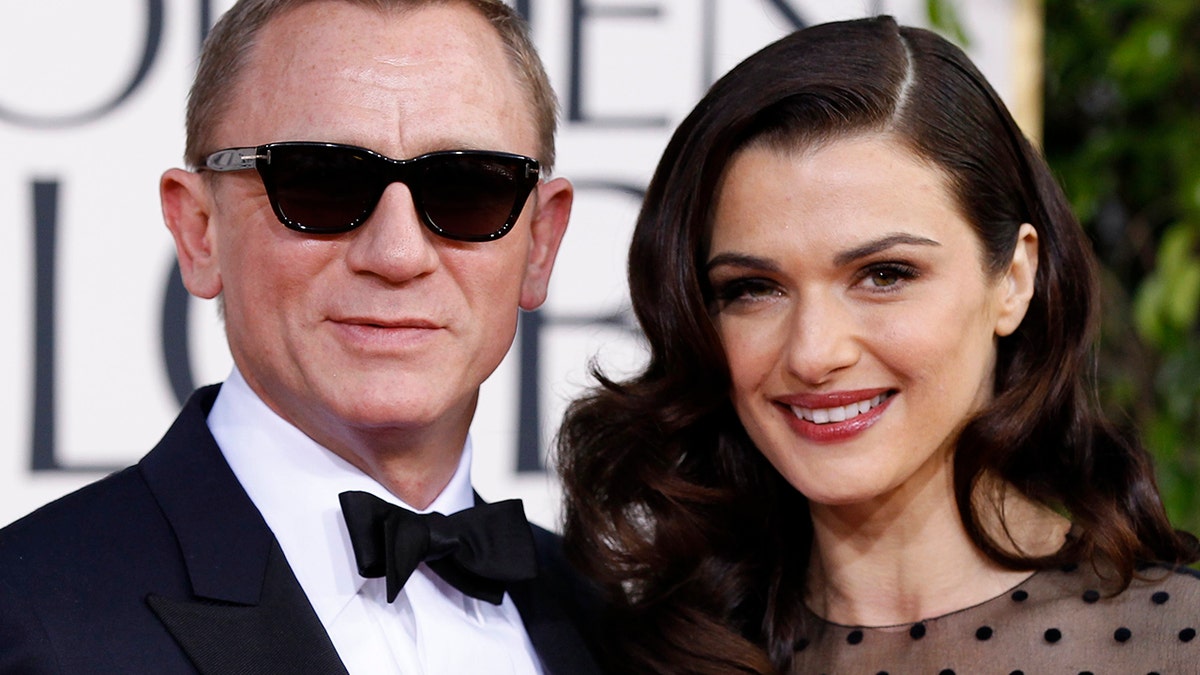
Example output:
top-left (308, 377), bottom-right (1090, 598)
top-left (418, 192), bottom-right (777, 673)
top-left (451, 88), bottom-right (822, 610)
top-left (1009, 671), bottom-right (1025, 675)
top-left (847, 630), bottom-right (864, 645)
top-left (1114, 627), bottom-right (1132, 642)
top-left (1148, 671), bottom-right (1162, 675)
top-left (976, 626), bottom-right (994, 641)
top-left (876, 671), bottom-right (889, 675)
top-left (1082, 589), bottom-right (1100, 603)
top-left (1044, 628), bottom-right (1062, 643)
top-left (795, 638), bottom-right (809, 652)
top-left (1180, 627), bottom-right (1196, 642)
top-left (1061, 563), bottom-right (1078, 573)
top-left (1079, 671), bottom-right (1095, 675)
top-left (938, 670), bottom-right (955, 675)
top-left (1152, 591), bottom-right (1170, 605)
top-left (910, 622), bottom-right (926, 640)
top-left (1012, 590), bottom-right (1029, 602)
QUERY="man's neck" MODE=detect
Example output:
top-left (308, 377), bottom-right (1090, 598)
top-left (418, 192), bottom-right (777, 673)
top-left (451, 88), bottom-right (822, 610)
top-left (216, 368), bottom-right (475, 511)
top-left (326, 426), bottom-right (469, 511)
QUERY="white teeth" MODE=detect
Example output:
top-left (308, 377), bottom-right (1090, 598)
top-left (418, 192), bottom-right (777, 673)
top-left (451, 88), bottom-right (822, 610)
top-left (791, 393), bottom-right (888, 425)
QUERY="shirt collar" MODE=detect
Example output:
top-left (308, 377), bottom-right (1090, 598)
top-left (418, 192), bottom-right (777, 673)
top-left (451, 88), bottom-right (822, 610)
top-left (206, 367), bottom-right (477, 626)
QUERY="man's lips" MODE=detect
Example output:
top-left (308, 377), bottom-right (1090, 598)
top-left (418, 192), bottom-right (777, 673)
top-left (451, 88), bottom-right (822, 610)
top-left (331, 316), bottom-right (442, 329)
top-left (327, 316), bottom-right (446, 348)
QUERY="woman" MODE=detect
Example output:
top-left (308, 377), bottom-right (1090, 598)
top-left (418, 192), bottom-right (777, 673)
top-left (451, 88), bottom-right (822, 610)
top-left (557, 16), bottom-right (1200, 675)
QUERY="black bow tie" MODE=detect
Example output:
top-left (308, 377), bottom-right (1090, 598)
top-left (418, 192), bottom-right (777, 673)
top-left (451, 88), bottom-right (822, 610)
top-left (338, 490), bottom-right (538, 605)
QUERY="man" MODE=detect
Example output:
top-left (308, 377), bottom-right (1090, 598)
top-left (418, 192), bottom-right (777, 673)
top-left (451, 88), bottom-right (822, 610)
top-left (0, 1), bottom-right (601, 672)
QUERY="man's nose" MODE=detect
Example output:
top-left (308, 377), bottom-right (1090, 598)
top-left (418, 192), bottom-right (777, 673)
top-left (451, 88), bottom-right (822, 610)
top-left (343, 182), bottom-right (440, 282)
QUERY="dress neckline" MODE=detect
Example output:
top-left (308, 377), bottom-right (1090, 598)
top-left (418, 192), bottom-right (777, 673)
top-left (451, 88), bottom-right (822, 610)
top-left (801, 569), bottom-right (1040, 631)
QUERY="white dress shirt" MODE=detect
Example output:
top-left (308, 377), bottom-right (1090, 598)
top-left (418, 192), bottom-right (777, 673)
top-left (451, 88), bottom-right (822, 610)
top-left (207, 368), bottom-right (545, 675)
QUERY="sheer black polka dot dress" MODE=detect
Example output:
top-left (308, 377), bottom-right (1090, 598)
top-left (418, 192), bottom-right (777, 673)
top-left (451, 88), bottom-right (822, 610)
top-left (789, 563), bottom-right (1200, 674)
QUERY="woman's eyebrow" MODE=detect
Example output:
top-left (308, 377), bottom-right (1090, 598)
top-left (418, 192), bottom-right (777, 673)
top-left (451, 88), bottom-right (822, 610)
top-left (833, 233), bottom-right (941, 267)
top-left (704, 252), bottom-right (781, 273)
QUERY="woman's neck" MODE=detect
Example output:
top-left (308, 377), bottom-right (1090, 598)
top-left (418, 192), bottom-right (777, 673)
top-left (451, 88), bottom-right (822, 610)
top-left (803, 475), bottom-right (1069, 627)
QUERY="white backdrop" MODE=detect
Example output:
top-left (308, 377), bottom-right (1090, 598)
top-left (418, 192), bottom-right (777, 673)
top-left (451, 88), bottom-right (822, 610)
top-left (0, 0), bottom-right (1034, 529)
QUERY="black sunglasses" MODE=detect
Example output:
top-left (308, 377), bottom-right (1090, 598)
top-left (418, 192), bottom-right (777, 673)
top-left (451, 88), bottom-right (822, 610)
top-left (202, 142), bottom-right (541, 241)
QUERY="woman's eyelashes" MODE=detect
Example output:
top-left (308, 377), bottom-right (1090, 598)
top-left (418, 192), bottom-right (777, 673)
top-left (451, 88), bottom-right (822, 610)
top-left (854, 261), bottom-right (921, 292)
top-left (708, 259), bottom-right (922, 310)
top-left (709, 276), bottom-right (782, 310)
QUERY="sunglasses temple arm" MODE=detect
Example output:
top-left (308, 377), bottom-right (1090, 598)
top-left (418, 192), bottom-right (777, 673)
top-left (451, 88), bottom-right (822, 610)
top-left (205, 147), bottom-right (264, 172)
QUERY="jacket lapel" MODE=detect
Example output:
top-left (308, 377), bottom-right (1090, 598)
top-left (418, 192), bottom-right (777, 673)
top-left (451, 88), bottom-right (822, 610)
top-left (509, 577), bottom-right (604, 675)
top-left (146, 541), bottom-right (347, 675)
top-left (507, 524), bottom-right (605, 675)
top-left (139, 386), bottom-right (347, 675)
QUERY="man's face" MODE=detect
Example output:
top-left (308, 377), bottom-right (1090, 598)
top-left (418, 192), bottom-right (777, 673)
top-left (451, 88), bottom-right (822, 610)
top-left (166, 1), bottom-right (569, 467)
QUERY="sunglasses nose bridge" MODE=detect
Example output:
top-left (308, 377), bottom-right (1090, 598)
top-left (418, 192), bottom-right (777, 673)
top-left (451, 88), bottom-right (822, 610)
top-left (377, 154), bottom-right (420, 194)
top-left (363, 155), bottom-right (423, 224)
top-left (351, 160), bottom-right (451, 250)
top-left (370, 155), bottom-right (431, 230)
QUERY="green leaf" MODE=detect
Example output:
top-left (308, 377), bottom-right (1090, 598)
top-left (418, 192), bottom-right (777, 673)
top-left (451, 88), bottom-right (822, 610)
top-left (925, 0), bottom-right (971, 46)
top-left (1134, 275), bottom-right (1167, 346)
top-left (1166, 262), bottom-right (1200, 329)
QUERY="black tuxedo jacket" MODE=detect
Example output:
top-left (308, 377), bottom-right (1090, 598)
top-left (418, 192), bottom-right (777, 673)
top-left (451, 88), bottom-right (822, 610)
top-left (0, 386), bottom-right (603, 674)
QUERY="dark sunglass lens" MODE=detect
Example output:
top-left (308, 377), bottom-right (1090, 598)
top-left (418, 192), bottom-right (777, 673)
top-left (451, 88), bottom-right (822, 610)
top-left (419, 155), bottom-right (527, 239)
top-left (267, 145), bottom-right (378, 231)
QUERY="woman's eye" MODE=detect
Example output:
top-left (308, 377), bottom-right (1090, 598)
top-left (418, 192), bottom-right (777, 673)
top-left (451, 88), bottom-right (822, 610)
top-left (870, 269), bottom-right (901, 287)
top-left (860, 263), bottom-right (919, 290)
top-left (710, 277), bottom-right (781, 308)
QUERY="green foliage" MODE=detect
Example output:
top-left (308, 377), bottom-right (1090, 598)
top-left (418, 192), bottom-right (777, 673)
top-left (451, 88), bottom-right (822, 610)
top-left (1042, 1), bottom-right (1200, 533)
top-left (925, 0), bottom-right (971, 46)
top-left (925, 1), bottom-right (1200, 533)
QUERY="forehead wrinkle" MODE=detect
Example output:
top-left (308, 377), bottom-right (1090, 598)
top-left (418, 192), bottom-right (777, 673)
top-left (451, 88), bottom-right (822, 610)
top-left (366, 47), bottom-right (529, 156)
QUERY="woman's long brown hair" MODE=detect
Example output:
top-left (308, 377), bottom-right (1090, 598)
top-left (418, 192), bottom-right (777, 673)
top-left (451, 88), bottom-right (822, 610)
top-left (557, 16), bottom-right (1198, 674)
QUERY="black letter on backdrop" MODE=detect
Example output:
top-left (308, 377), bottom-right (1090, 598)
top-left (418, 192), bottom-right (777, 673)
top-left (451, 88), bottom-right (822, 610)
top-left (761, 0), bottom-right (807, 29)
top-left (568, 0), bottom-right (668, 127)
top-left (517, 309), bottom-right (636, 473)
top-left (162, 263), bottom-right (195, 406)
top-left (700, 0), bottom-right (807, 86)
top-left (0, 0), bottom-right (165, 128)
top-left (30, 181), bottom-right (122, 472)
top-left (515, 179), bottom-right (643, 472)
top-left (31, 182), bottom-right (58, 471)
top-left (512, 0), bottom-right (531, 23)
top-left (199, 0), bottom-right (216, 44)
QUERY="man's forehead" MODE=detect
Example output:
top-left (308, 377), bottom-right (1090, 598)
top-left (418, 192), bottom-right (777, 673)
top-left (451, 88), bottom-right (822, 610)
top-left (216, 1), bottom-right (535, 155)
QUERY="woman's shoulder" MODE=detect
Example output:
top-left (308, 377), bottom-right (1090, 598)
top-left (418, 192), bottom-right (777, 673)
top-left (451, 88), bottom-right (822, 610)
top-left (1028, 560), bottom-right (1200, 610)
top-left (788, 563), bottom-right (1200, 674)
top-left (1009, 562), bottom-right (1200, 668)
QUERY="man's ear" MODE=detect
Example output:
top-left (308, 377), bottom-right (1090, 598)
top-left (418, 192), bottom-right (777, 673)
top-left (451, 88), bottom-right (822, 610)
top-left (519, 176), bottom-right (573, 311)
top-left (161, 168), bottom-right (223, 299)
top-left (995, 222), bottom-right (1039, 337)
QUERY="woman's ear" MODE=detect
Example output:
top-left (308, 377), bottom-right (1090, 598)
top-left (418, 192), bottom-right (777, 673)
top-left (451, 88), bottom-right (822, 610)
top-left (161, 168), bottom-right (223, 299)
top-left (994, 223), bottom-right (1039, 337)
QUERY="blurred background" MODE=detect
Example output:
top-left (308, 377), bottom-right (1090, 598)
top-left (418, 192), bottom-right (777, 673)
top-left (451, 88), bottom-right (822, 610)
top-left (935, 0), bottom-right (1200, 537)
top-left (1037, 0), bottom-right (1200, 535)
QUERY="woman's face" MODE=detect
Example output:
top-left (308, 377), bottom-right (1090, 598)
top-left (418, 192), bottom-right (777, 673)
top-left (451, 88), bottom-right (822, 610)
top-left (706, 134), bottom-right (1036, 509)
